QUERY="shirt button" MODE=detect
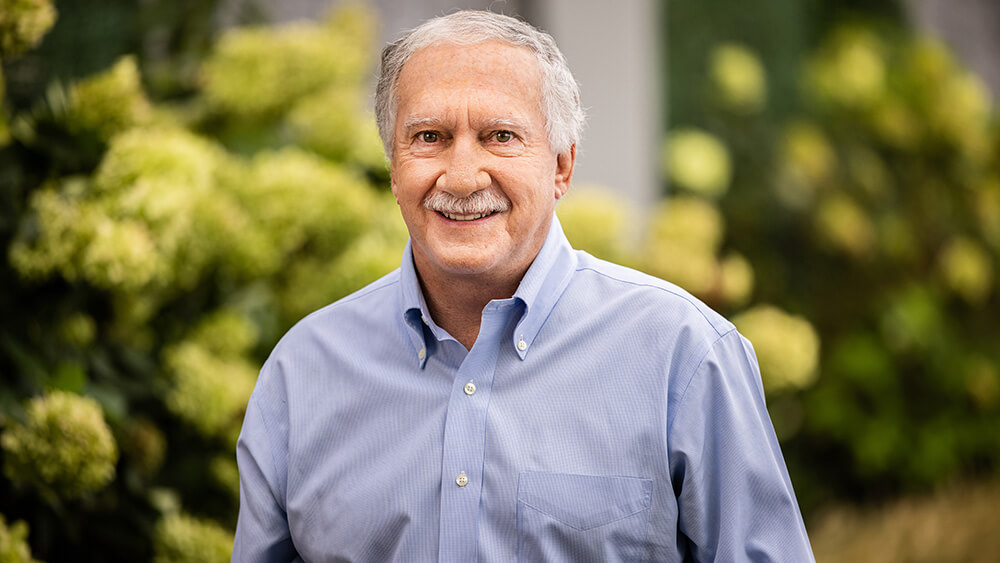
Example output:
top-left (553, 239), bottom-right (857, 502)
top-left (418, 348), bottom-right (426, 360)
top-left (517, 339), bottom-right (527, 351)
top-left (464, 381), bottom-right (476, 395)
top-left (456, 472), bottom-right (468, 487)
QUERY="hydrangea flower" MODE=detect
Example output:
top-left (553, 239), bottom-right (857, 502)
top-left (153, 513), bottom-right (232, 563)
top-left (709, 44), bottom-right (767, 114)
top-left (815, 192), bottom-right (876, 259)
top-left (734, 306), bottom-right (820, 393)
top-left (556, 188), bottom-right (629, 263)
top-left (664, 129), bottom-right (732, 198)
top-left (0, 515), bottom-right (40, 563)
top-left (938, 237), bottom-right (993, 304)
top-left (164, 342), bottom-right (256, 439)
top-left (2, 391), bottom-right (118, 499)
top-left (69, 56), bottom-right (152, 140)
top-left (0, 0), bottom-right (56, 57)
top-left (201, 16), bottom-right (367, 118)
top-left (807, 27), bottom-right (886, 109)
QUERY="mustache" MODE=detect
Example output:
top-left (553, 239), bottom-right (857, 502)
top-left (423, 190), bottom-right (511, 215)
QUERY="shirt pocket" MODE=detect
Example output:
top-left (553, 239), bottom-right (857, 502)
top-left (516, 471), bottom-right (653, 563)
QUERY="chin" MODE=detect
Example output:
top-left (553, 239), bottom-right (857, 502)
top-left (432, 251), bottom-right (503, 277)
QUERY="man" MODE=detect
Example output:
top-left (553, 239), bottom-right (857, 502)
top-left (234, 10), bottom-right (814, 562)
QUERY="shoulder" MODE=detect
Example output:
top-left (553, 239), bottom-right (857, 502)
top-left (266, 269), bottom-right (403, 364)
top-left (568, 251), bottom-right (735, 340)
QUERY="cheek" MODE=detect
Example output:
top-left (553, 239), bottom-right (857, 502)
top-left (396, 164), bottom-right (439, 199)
top-left (508, 167), bottom-right (557, 205)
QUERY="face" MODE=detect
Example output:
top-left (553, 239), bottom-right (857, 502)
top-left (390, 41), bottom-right (575, 290)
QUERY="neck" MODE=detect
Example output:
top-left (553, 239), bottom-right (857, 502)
top-left (415, 264), bottom-right (523, 351)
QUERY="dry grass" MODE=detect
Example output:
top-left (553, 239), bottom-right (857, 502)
top-left (810, 478), bottom-right (1000, 563)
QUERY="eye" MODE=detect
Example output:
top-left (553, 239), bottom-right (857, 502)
top-left (418, 131), bottom-right (439, 143)
top-left (495, 130), bottom-right (514, 143)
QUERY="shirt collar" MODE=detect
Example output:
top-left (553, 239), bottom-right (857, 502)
top-left (509, 215), bottom-right (577, 360)
top-left (399, 214), bottom-right (578, 365)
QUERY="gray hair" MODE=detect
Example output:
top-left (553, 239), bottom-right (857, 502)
top-left (375, 10), bottom-right (585, 160)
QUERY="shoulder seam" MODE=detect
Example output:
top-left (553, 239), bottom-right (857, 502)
top-left (574, 265), bottom-right (728, 337)
top-left (296, 273), bottom-right (400, 324)
top-left (666, 327), bottom-right (739, 437)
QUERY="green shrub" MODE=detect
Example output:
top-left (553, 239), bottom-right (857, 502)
top-left (153, 513), bottom-right (232, 563)
top-left (2, 391), bottom-right (117, 500)
top-left (676, 23), bottom-right (1000, 509)
top-left (0, 4), bottom-right (392, 559)
top-left (0, 515), bottom-right (41, 563)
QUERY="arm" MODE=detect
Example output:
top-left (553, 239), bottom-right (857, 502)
top-left (668, 329), bottom-right (814, 562)
top-left (233, 368), bottom-right (300, 562)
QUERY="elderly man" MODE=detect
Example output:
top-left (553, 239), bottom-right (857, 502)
top-left (234, 10), bottom-right (814, 562)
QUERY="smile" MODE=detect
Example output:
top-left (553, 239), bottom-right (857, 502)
top-left (438, 210), bottom-right (497, 221)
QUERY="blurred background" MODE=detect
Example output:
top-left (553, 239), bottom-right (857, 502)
top-left (0, 0), bottom-right (998, 560)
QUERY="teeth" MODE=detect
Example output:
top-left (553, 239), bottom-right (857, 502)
top-left (441, 211), bottom-right (491, 221)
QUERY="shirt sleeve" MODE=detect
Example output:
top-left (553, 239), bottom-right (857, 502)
top-left (233, 365), bottom-right (301, 562)
top-left (667, 329), bottom-right (815, 562)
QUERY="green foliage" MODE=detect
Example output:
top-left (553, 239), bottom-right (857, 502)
top-left (669, 19), bottom-right (1000, 510)
top-left (664, 129), bottom-right (732, 198)
top-left (67, 56), bottom-right (153, 140)
top-left (557, 182), bottom-right (759, 311)
top-left (0, 4), bottom-right (398, 559)
top-left (0, 515), bottom-right (40, 563)
top-left (153, 513), bottom-right (232, 563)
top-left (201, 10), bottom-right (371, 119)
top-left (1, 391), bottom-right (117, 500)
top-left (164, 340), bottom-right (255, 442)
top-left (709, 44), bottom-right (767, 114)
top-left (555, 188), bottom-right (629, 263)
top-left (0, 0), bottom-right (56, 58)
top-left (733, 305), bottom-right (820, 393)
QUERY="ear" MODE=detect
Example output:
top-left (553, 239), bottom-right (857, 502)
top-left (554, 144), bottom-right (576, 200)
top-left (389, 161), bottom-right (400, 203)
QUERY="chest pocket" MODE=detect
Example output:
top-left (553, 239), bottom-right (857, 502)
top-left (516, 472), bottom-right (653, 562)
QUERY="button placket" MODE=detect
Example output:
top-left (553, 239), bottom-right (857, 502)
top-left (437, 303), bottom-right (513, 560)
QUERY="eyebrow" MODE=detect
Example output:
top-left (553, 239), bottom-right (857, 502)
top-left (480, 117), bottom-right (528, 132)
top-left (401, 117), bottom-right (445, 132)
top-left (400, 116), bottom-right (529, 132)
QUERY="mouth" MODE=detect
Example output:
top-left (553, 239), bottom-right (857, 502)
top-left (424, 189), bottom-right (511, 223)
top-left (437, 210), bottom-right (499, 222)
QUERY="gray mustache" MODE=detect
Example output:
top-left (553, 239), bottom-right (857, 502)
top-left (424, 190), bottom-right (511, 215)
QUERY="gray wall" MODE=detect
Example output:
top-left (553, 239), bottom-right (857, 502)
top-left (906, 0), bottom-right (1000, 97)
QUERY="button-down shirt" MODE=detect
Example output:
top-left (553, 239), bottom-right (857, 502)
top-left (233, 217), bottom-right (814, 562)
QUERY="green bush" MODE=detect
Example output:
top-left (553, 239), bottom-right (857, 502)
top-left (670, 22), bottom-right (1000, 510)
top-left (2, 391), bottom-right (117, 500)
top-left (565, 18), bottom-right (1000, 516)
top-left (0, 0), bottom-right (56, 58)
top-left (153, 513), bottom-right (232, 563)
top-left (0, 515), bottom-right (40, 563)
top-left (0, 4), bottom-right (402, 559)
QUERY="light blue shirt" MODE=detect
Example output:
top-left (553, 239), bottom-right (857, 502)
top-left (233, 217), bottom-right (814, 562)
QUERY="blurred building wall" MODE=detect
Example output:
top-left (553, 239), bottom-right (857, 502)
top-left (906, 0), bottom-right (1000, 97)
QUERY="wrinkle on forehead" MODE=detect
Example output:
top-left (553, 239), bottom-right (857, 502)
top-left (394, 41), bottom-right (545, 139)
top-left (402, 40), bottom-right (540, 83)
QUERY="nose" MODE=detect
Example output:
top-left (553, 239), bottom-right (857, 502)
top-left (437, 137), bottom-right (491, 196)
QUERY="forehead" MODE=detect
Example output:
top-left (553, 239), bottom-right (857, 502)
top-left (395, 41), bottom-right (543, 125)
